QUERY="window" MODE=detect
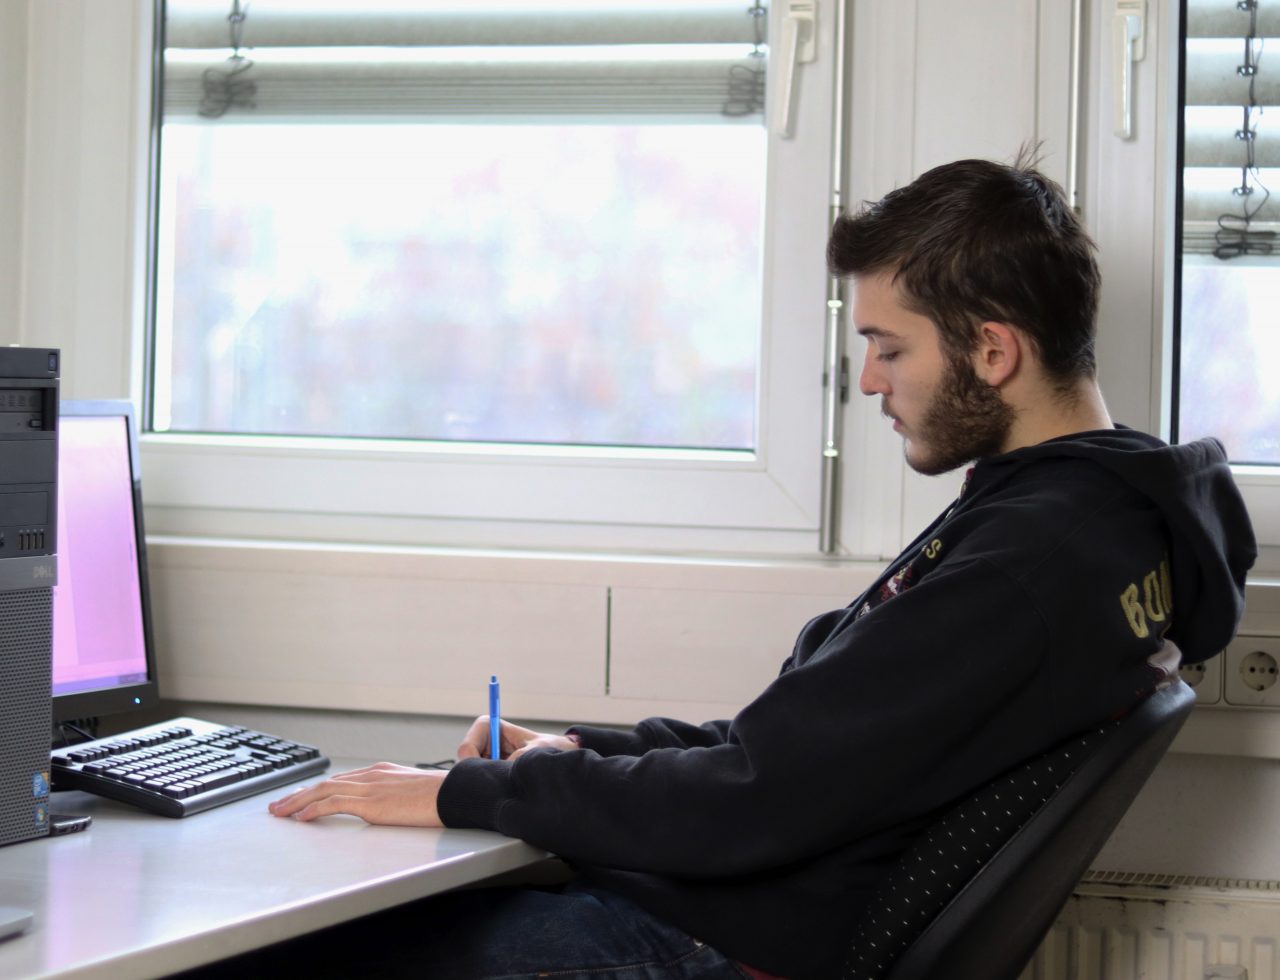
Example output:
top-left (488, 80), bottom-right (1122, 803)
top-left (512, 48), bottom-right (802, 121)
top-left (155, 1), bottom-right (769, 450)
top-left (1176, 0), bottom-right (1279, 465)
top-left (147, 0), bottom-right (840, 553)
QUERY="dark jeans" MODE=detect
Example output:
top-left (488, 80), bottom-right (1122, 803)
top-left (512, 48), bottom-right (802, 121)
top-left (176, 882), bottom-right (750, 980)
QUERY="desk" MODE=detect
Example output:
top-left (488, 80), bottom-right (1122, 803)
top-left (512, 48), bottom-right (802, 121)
top-left (0, 758), bottom-right (547, 980)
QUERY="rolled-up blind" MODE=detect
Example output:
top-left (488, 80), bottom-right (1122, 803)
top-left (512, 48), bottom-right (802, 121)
top-left (1182, 0), bottom-right (1277, 255)
top-left (163, 1), bottom-right (769, 121)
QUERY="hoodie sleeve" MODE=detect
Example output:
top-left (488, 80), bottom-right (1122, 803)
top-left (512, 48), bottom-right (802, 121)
top-left (1154, 438), bottom-right (1255, 662)
top-left (436, 556), bottom-right (1056, 877)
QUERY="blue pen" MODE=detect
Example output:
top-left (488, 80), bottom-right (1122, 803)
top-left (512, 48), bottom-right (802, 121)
top-left (488, 675), bottom-right (501, 760)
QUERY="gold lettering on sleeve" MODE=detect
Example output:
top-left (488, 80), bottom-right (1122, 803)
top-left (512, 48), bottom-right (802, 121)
top-left (1142, 570), bottom-right (1168, 623)
top-left (1120, 583), bottom-right (1149, 638)
top-left (1121, 556), bottom-right (1173, 639)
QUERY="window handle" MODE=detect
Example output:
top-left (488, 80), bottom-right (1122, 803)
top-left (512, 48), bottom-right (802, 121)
top-left (1113, 0), bottom-right (1146, 140)
top-left (773, 0), bottom-right (818, 139)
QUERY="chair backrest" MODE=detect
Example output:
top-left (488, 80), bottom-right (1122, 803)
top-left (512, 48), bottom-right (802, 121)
top-left (844, 673), bottom-right (1196, 980)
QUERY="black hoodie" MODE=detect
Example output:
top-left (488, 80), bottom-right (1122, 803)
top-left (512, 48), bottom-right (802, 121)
top-left (438, 427), bottom-right (1256, 978)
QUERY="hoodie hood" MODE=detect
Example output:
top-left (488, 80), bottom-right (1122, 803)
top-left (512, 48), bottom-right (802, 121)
top-left (982, 426), bottom-right (1256, 663)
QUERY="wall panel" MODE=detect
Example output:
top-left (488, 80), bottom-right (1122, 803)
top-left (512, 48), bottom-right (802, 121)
top-left (609, 586), bottom-right (856, 707)
top-left (149, 543), bottom-right (608, 718)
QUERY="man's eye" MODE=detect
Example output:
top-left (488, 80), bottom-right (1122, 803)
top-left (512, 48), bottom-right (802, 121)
top-left (876, 351), bottom-right (900, 362)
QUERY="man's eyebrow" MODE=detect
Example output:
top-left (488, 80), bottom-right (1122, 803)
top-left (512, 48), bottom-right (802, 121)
top-left (855, 325), bottom-right (898, 339)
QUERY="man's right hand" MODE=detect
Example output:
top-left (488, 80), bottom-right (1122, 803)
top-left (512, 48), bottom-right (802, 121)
top-left (457, 717), bottom-right (581, 762)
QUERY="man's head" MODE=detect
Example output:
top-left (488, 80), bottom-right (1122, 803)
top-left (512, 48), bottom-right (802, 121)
top-left (827, 154), bottom-right (1102, 474)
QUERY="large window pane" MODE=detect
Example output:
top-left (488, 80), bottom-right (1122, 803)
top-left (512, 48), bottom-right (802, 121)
top-left (154, 122), bottom-right (764, 449)
top-left (1178, 258), bottom-right (1280, 463)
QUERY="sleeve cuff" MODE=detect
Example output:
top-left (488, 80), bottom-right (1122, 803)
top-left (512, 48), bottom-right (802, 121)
top-left (436, 758), bottom-right (514, 831)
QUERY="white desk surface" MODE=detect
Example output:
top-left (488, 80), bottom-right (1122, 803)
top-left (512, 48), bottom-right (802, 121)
top-left (0, 758), bottom-right (546, 980)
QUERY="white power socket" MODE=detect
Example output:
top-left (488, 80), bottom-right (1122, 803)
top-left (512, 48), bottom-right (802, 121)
top-left (1223, 634), bottom-right (1280, 707)
top-left (1179, 654), bottom-right (1223, 705)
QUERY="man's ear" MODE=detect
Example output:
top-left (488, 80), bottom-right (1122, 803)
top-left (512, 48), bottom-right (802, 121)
top-left (971, 321), bottom-right (1022, 387)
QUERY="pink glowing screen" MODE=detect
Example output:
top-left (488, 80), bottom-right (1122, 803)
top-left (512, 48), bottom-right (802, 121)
top-left (51, 415), bottom-right (149, 696)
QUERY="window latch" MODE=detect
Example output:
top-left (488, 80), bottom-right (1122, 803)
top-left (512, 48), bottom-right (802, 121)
top-left (773, 0), bottom-right (818, 140)
top-left (1113, 0), bottom-right (1146, 140)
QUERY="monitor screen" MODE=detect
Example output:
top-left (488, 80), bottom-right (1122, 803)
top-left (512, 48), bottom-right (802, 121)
top-left (51, 400), bottom-right (158, 723)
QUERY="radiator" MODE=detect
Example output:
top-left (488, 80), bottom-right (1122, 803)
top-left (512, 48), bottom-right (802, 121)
top-left (1017, 872), bottom-right (1280, 980)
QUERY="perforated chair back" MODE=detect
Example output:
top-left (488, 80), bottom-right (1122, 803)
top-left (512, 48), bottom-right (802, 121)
top-left (844, 673), bottom-right (1196, 980)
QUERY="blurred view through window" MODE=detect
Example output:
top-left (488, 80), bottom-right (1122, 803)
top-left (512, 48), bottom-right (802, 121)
top-left (154, 1), bottom-right (769, 450)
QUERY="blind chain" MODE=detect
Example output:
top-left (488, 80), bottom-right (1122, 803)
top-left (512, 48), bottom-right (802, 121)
top-left (198, 0), bottom-right (257, 120)
top-left (1216, 0), bottom-right (1273, 258)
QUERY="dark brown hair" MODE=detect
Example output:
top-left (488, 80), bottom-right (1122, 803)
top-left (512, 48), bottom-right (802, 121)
top-left (827, 152), bottom-right (1101, 386)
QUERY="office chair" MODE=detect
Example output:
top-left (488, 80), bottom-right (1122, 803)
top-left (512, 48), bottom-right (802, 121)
top-left (844, 664), bottom-right (1196, 980)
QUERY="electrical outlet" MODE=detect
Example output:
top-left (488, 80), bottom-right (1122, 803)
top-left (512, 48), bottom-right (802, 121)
top-left (1179, 654), bottom-right (1222, 705)
top-left (1223, 634), bottom-right (1280, 707)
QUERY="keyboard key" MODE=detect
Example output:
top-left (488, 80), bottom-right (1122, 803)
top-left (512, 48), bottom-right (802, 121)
top-left (192, 770), bottom-right (242, 791)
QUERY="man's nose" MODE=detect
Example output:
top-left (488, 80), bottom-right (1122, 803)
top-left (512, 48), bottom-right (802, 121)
top-left (859, 345), bottom-right (887, 396)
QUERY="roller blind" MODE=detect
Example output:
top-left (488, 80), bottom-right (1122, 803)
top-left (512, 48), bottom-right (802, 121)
top-left (163, 1), bottom-right (769, 121)
top-left (1182, 0), bottom-right (1277, 255)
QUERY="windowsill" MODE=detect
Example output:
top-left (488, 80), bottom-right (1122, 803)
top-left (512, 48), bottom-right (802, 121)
top-left (141, 431), bottom-right (760, 466)
top-left (144, 533), bottom-right (885, 579)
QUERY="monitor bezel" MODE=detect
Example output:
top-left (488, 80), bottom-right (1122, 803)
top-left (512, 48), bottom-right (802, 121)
top-left (51, 399), bottom-right (161, 724)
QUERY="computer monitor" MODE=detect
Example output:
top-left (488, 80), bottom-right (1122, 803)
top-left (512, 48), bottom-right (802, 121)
top-left (51, 400), bottom-right (159, 723)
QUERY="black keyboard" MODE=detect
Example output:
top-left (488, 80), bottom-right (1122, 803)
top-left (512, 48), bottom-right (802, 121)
top-left (51, 717), bottom-right (329, 818)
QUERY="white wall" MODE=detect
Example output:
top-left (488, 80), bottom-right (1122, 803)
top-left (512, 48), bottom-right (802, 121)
top-left (7, 0), bottom-right (150, 396)
top-left (0, 0), bottom-right (28, 341)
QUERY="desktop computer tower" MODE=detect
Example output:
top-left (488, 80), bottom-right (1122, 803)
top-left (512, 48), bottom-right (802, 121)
top-left (0, 347), bottom-right (59, 846)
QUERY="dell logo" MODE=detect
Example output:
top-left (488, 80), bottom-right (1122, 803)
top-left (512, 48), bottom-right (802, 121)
top-left (32, 565), bottom-right (53, 580)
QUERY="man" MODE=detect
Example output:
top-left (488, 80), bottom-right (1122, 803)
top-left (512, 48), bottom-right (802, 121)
top-left (269, 156), bottom-right (1255, 979)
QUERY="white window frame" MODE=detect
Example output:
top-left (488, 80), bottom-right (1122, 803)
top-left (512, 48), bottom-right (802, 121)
top-left (128, 0), bottom-right (841, 556)
top-left (1085, 0), bottom-right (1280, 570)
top-left (1172, 1), bottom-right (1280, 564)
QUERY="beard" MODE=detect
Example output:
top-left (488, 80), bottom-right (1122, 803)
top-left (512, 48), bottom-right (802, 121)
top-left (902, 353), bottom-right (1015, 476)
